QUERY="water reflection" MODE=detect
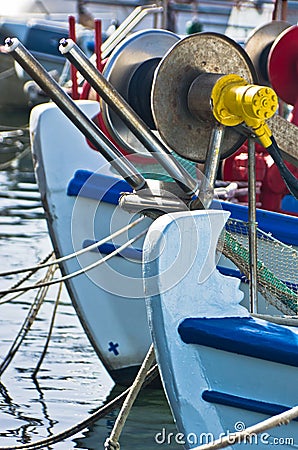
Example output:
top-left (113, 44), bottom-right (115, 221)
top-left (0, 117), bottom-right (179, 449)
top-left (75, 386), bottom-right (180, 450)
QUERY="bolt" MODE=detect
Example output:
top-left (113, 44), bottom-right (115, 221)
top-left (220, 108), bottom-right (229, 118)
top-left (59, 38), bottom-right (68, 47)
top-left (4, 37), bottom-right (13, 47)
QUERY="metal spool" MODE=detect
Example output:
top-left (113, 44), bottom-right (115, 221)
top-left (151, 32), bottom-right (258, 163)
top-left (245, 21), bottom-right (291, 86)
top-left (101, 29), bottom-right (180, 154)
top-left (268, 25), bottom-right (298, 106)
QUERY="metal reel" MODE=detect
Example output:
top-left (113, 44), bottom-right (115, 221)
top-left (101, 29), bottom-right (180, 155)
top-left (245, 20), bottom-right (291, 86)
top-left (151, 32), bottom-right (257, 163)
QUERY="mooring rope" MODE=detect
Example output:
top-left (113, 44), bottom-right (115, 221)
top-left (0, 364), bottom-right (158, 450)
top-left (0, 216), bottom-right (145, 277)
top-left (0, 228), bottom-right (148, 296)
top-left (193, 405), bottom-right (298, 450)
top-left (0, 264), bottom-right (58, 376)
top-left (0, 146), bottom-right (31, 170)
top-left (0, 252), bottom-right (54, 303)
top-left (252, 313), bottom-right (298, 327)
top-left (104, 344), bottom-right (156, 450)
top-left (32, 281), bottom-right (63, 378)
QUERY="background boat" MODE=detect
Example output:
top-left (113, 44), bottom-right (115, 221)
top-left (1, 0), bottom-right (298, 110)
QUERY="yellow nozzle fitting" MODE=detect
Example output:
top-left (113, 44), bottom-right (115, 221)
top-left (211, 74), bottom-right (278, 147)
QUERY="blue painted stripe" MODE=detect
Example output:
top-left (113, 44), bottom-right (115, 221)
top-left (216, 267), bottom-right (296, 291)
top-left (81, 238), bottom-right (251, 279)
top-left (219, 201), bottom-right (298, 246)
top-left (82, 238), bottom-right (249, 277)
top-left (81, 241), bottom-right (250, 279)
top-left (202, 390), bottom-right (297, 420)
top-left (84, 238), bottom-right (295, 292)
top-left (67, 171), bottom-right (298, 245)
top-left (217, 266), bottom-right (248, 283)
top-left (82, 240), bottom-right (142, 261)
top-left (179, 316), bottom-right (298, 367)
top-left (67, 170), bottom-right (132, 205)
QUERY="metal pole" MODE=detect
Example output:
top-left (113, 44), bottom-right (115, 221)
top-left (248, 136), bottom-right (258, 313)
top-left (94, 19), bottom-right (103, 72)
top-left (191, 123), bottom-right (225, 209)
top-left (162, 0), bottom-right (169, 30)
top-left (59, 39), bottom-right (198, 196)
top-left (101, 5), bottom-right (163, 59)
top-left (68, 15), bottom-right (79, 100)
top-left (4, 38), bottom-right (146, 192)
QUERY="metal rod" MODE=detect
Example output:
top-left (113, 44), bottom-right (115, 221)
top-left (248, 136), bottom-right (258, 313)
top-left (191, 123), bottom-right (225, 209)
top-left (95, 18), bottom-right (102, 103)
top-left (95, 19), bottom-right (103, 72)
top-left (68, 15), bottom-right (79, 100)
top-left (59, 39), bottom-right (198, 196)
top-left (101, 5), bottom-right (163, 59)
top-left (119, 191), bottom-right (188, 215)
top-left (4, 38), bottom-right (146, 191)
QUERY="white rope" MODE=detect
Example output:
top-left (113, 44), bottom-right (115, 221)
top-left (0, 216), bottom-right (145, 277)
top-left (0, 252), bottom-right (54, 303)
top-left (0, 264), bottom-right (58, 375)
top-left (32, 281), bottom-right (63, 378)
top-left (0, 146), bottom-right (31, 170)
top-left (0, 228), bottom-right (148, 295)
top-left (252, 313), bottom-right (298, 327)
top-left (193, 406), bottom-right (298, 450)
top-left (104, 344), bottom-right (156, 450)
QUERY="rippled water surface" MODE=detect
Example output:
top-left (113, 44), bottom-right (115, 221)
top-left (0, 110), bottom-right (179, 450)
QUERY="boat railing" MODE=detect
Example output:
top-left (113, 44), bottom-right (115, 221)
top-left (101, 4), bottom-right (163, 59)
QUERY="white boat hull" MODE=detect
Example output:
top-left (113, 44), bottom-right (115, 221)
top-left (30, 100), bottom-right (298, 384)
top-left (144, 210), bottom-right (298, 449)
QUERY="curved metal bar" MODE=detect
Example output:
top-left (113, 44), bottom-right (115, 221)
top-left (101, 4), bottom-right (163, 59)
top-left (59, 39), bottom-right (198, 196)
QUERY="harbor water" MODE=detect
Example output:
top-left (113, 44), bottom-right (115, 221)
top-left (0, 109), bottom-right (179, 450)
